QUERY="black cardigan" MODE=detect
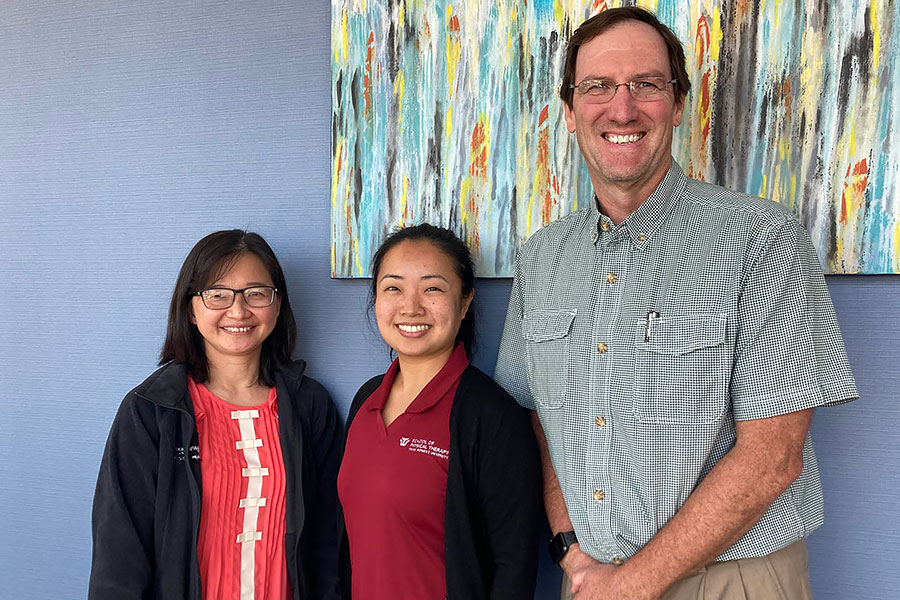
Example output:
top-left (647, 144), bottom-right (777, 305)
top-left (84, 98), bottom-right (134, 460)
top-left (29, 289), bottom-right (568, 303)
top-left (89, 361), bottom-right (343, 599)
top-left (339, 364), bottom-right (542, 599)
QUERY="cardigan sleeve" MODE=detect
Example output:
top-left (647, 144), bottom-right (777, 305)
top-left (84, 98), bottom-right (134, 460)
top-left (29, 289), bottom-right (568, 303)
top-left (458, 370), bottom-right (543, 599)
top-left (88, 394), bottom-right (160, 599)
top-left (295, 376), bottom-right (345, 600)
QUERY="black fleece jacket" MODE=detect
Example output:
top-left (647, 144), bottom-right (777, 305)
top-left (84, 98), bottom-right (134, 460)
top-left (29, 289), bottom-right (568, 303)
top-left (89, 360), bottom-right (343, 600)
top-left (339, 364), bottom-right (542, 599)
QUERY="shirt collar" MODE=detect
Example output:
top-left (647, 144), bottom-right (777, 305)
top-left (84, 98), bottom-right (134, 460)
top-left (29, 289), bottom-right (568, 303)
top-left (589, 160), bottom-right (687, 248)
top-left (365, 342), bottom-right (469, 414)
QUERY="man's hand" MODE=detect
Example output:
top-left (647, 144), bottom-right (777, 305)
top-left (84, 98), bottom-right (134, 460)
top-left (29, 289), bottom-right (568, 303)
top-left (569, 559), bottom-right (658, 600)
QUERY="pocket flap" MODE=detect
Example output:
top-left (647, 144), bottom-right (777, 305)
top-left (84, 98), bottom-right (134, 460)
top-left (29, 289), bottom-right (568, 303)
top-left (523, 309), bottom-right (577, 342)
top-left (640, 313), bottom-right (725, 355)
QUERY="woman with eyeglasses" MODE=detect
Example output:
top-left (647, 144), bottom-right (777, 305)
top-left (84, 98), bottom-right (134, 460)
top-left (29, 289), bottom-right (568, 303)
top-left (89, 230), bottom-right (342, 600)
top-left (337, 224), bottom-right (542, 599)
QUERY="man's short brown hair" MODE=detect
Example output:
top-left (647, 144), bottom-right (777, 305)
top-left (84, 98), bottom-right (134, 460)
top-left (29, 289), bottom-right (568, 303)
top-left (560, 7), bottom-right (691, 108)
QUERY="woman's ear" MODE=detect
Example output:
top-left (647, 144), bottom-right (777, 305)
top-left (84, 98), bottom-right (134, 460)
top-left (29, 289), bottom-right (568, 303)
top-left (460, 289), bottom-right (474, 318)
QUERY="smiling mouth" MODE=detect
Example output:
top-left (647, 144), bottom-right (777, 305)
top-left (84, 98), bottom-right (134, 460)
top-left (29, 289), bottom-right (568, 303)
top-left (604, 133), bottom-right (644, 144)
top-left (397, 324), bottom-right (430, 333)
top-left (222, 326), bottom-right (253, 333)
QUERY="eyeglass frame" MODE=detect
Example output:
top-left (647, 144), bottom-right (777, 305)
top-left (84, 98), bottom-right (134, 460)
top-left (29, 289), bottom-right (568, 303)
top-left (192, 286), bottom-right (279, 309)
top-left (568, 77), bottom-right (678, 103)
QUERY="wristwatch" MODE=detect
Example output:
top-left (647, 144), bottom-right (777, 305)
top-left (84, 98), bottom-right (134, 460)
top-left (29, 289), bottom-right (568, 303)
top-left (548, 530), bottom-right (578, 564)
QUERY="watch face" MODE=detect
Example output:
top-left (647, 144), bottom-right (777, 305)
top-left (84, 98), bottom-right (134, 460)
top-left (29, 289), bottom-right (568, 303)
top-left (549, 531), bottom-right (575, 564)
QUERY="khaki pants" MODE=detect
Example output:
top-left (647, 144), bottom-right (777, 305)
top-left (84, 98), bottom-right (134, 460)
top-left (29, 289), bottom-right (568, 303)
top-left (561, 539), bottom-right (812, 600)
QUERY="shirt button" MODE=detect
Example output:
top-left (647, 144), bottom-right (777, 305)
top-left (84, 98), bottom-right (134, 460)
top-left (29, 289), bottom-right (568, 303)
top-left (593, 489), bottom-right (605, 502)
top-left (596, 342), bottom-right (609, 354)
top-left (612, 556), bottom-right (625, 566)
top-left (594, 416), bottom-right (606, 427)
top-left (600, 221), bottom-right (611, 231)
top-left (637, 234), bottom-right (647, 242)
top-left (605, 272), bottom-right (618, 284)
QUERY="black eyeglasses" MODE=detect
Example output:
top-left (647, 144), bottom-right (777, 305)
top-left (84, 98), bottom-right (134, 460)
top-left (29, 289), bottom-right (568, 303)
top-left (193, 286), bottom-right (278, 309)
top-left (569, 77), bottom-right (677, 103)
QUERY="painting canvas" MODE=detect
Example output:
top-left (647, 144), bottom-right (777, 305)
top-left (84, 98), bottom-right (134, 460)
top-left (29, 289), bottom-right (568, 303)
top-left (331, 0), bottom-right (900, 277)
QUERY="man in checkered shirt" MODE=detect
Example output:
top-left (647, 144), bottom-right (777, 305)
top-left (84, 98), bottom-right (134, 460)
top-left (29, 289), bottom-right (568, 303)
top-left (495, 7), bottom-right (857, 600)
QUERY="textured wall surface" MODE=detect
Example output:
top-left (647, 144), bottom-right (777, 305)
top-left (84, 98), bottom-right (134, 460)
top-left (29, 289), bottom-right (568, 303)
top-left (1, 1), bottom-right (897, 598)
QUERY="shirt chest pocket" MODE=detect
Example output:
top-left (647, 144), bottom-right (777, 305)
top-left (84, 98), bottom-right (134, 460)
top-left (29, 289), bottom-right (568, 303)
top-left (633, 314), bottom-right (728, 424)
top-left (523, 309), bottom-right (576, 410)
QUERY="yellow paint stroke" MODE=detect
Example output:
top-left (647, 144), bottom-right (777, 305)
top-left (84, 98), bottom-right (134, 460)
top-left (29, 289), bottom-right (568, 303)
top-left (353, 236), bottom-right (363, 277)
top-left (340, 9), bottom-right (348, 62)
top-left (871, 1), bottom-right (881, 76)
top-left (331, 138), bottom-right (343, 210)
top-left (445, 104), bottom-right (453, 140)
top-left (459, 177), bottom-right (472, 226)
top-left (394, 69), bottom-right (405, 125)
top-left (760, 174), bottom-right (767, 198)
top-left (446, 5), bottom-right (461, 99)
top-left (894, 220), bottom-right (900, 272)
top-left (710, 6), bottom-right (723, 62)
top-left (331, 237), bottom-right (336, 276)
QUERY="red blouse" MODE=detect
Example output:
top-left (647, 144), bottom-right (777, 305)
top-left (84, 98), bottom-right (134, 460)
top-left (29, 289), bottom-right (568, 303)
top-left (189, 378), bottom-right (290, 600)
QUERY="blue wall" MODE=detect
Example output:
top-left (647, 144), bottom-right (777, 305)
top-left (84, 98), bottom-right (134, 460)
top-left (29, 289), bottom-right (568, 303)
top-left (1, 2), bottom-right (897, 598)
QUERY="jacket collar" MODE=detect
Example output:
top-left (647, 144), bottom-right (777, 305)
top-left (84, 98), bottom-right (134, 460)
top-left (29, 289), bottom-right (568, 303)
top-left (133, 360), bottom-right (308, 410)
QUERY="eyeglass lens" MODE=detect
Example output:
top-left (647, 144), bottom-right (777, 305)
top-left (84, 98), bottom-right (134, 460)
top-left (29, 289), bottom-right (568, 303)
top-left (200, 287), bottom-right (275, 309)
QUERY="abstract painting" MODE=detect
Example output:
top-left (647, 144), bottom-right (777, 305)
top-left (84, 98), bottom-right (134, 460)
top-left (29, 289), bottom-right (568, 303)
top-left (331, 0), bottom-right (900, 276)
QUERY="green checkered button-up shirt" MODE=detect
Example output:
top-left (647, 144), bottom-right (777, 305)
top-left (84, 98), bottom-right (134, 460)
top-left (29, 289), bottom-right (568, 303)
top-left (495, 161), bottom-right (858, 564)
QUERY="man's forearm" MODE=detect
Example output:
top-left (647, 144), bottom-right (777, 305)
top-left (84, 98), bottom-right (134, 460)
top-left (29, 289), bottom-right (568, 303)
top-left (614, 409), bottom-right (813, 598)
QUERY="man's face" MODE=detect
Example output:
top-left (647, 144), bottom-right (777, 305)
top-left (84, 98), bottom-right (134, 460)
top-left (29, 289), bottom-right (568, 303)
top-left (564, 20), bottom-right (684, 195)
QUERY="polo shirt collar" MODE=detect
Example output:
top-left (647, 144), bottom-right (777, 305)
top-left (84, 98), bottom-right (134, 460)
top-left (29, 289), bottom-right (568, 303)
top-left (590, 159), bottom-right (687, 248)
top-left (366, 342), bottom-right (470, 414)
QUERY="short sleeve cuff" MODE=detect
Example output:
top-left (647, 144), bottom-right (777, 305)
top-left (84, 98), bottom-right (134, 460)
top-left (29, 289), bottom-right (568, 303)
top-left (733, 378), bottom-right (858, 421)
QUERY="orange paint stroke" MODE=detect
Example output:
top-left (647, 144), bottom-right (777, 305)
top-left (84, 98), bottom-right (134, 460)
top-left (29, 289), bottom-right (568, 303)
top-left (364, 32), bottom-right (374, 117)
top-left (782, 76), bottom-right (792, 119)
top-left (469, 121), bottom-right (488, 178)
top-left (840, 159), bottom-right (869, 225)
top-left (534, 104), bottom-right (555, 226)
top-left (694, 15), bottom-right (712, 173)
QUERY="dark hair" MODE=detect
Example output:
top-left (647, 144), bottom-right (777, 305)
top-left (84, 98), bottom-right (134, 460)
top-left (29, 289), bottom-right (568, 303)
top-left (159, 230), bottom-right (296, 386)
top-left (369, 223), bottom-right (476, 356)
top-left (560, 7), bottom-right (691, 109)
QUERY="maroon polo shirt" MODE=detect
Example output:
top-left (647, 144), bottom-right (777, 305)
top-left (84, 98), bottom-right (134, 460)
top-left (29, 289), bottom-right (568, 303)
top-left (338, 343), bottom-right (469, 600)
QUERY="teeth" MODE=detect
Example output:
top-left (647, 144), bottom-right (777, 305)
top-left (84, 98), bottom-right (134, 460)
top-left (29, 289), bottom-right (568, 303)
top-left (223, 326), bottom-right (252, 333)
top-left (398, 324), bottom-right (430, 333)
top-left (606, 133), bottom-right (643, 144)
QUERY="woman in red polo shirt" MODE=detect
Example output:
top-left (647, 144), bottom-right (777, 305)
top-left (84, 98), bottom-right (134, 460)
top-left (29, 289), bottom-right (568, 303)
top-left (90, 230), bottom-right (343, 599)
top-left (338, 224), bottom-right (542, 599)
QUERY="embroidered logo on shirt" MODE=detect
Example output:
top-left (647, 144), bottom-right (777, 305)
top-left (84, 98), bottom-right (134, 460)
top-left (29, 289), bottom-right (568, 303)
top-left (400, 438), bottom-right (449, 460)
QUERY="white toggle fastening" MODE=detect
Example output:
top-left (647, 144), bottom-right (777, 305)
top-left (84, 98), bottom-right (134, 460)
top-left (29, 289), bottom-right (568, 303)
top-left (235, 531), bottom-right (263, 543)
top-left (231, 409), bottom-right (260, 420)
top-left (235, 438), bottom-right (263, 450)
top-left (242, 467), bottom-right (269, 477)
top-left (239, 497), bottom-right (267, 508)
